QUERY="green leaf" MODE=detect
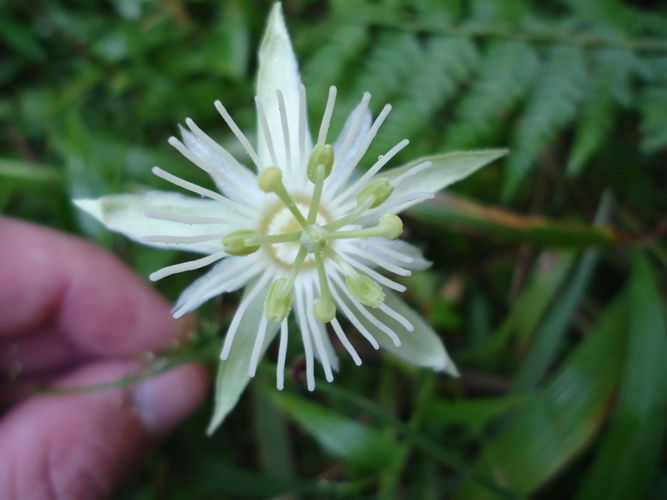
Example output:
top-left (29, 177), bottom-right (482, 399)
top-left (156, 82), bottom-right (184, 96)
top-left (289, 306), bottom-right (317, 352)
top-left (207, 278), bottom-right (279, 434)
top-left (639, 86), bottom-right (667, 152)
top-left (575, 254), bottom-right (667, 499)
top-left (0, 158), bottom-right (63, 185)
top-left (408, 193), bottom-right (622, 247)
top-left (425, 395), bottom-right (531, 435)
top-left (455, 292), bottom-right (628, 498)
top-left (273, 392), bottom-right (401, 470)
top-left (513, 192), bottom-right (611, 390)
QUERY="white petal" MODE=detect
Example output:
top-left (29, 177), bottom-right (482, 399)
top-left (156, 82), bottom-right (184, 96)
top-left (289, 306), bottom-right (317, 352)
top-left (74, 192), bottom-right (240, 254)
top-left (178, 125), bottom-right (259, 200)
top-left (361, 238), bottom-right (431, 271)
top-left (334, 282), bottom-right (457, 374)
top-left (380, 149), bottom-right (508, 212)
top-left (206, 277), bottom-right (280, 434)
top-left (328, 100), bottom-right (372, 185)
top-left (256, 3), bottom-right (311, 169)
top-left (171, 256), bottom-right (261, 318)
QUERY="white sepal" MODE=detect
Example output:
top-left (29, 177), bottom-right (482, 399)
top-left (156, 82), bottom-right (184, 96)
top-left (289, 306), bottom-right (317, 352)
top-left (256, 3), bottom-right (310, 169)
top-left (74, 192), bottom-right (238, 254)
top-left (382, 149), bottom-right (508, 210)
top-left (207, 276), bottom-right (280, 434)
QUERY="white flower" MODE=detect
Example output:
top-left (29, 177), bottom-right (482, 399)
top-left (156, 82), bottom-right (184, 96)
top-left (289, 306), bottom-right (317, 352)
top-left (75, 3), bottom-right (505, 431)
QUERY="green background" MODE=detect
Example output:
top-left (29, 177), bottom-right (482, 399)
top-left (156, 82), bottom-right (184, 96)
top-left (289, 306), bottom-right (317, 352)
top-left (2, 0), bottom-right (667, 498)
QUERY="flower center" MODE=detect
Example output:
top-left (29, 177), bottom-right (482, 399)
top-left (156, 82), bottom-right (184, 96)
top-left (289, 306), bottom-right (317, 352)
top-left (222, 144), bottom-right (405, 325)
top-left (260, 198), bottom-right (332, 268)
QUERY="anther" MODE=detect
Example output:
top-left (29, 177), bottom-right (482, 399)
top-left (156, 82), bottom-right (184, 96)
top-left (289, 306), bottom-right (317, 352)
top-left (258, 166), bottom-right (283, 193)
top-left (378, 214), bottom-right (403, 240)
top-left (345, 274), bottom-right (385, 307)
top-left (307, 144), bottom-right (334, 183)
top-left (356, 178), bottom-right (393, 208)
top-left (222, 230), bottom-right (261, 256)
top-left (265, 278), bottom-right (293, 322)
top-left (313, 297), bottom-right (336, 322)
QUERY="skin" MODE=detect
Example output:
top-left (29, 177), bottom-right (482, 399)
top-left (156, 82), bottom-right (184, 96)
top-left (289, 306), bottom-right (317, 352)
top-left (0, 217), bottom-right (209, 499)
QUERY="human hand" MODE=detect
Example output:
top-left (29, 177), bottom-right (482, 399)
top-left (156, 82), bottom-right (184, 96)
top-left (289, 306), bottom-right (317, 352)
top-left (0, 217), bottom-right (208, 499)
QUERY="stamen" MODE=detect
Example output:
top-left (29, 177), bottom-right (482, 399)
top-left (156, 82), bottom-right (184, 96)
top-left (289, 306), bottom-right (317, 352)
top-left (276, 90), bottom-right (292, 176)
top-left (330, 318), bottom-right (362, 365)
top-left (247, 231), bottom-right (301, 246)
top-left (330, 102), bottom-right (392, 194)
top-left (183, 118), bottom-right (257, 185)
top-left (329, 277), bottom-right (380, 349)
top-left (330, 274), bottom-right (399, 346)
top-left (379, 302), bottom-right (414, 332)
top-left (215, 100), bottom-right (262, 170)
top-left (356, 178), bottom-right (393, 209)
top-left (347, 258), bottom-right (407, 292)
top-left (152, 167), bottom-right (255, 216)
top-left (144, 211), bottom-right (242, 226)
top-left (220, 272), bottom-right (272, 360)
top-left (322, 246), bottom-right (360, 280)
top-left (323, 195), bottom-right (375, 232)
top-left (336, 139), bottom-right (409, 203)
top-left (306, 283), bottom-right (334, 382)
top-left (317, 86), bottom-right (337, 146)
top-left (222, 230), bottom-right (261, 256)
top-left (307, 163), bottom-right (326, 224)
top-left (322, 215), bottom-right (403, 242)
top-left (390, 160), bottom-right (432, 187)
top-left (255, 96), bottom-right (280, 169)
top-left (265, 278), bottom-right (293, 322)
top-left (258, 167), bottom-right (310, 230)
top-left (322, 247), bottom-right (384, 307)
top-left (276, 319), bottom-right (289, 390)
top-left (150, 251), bottom-right (227, 281)
top-left (313, 247), bottom-right (336, 322)
top-left (282, 246), bottom-right (308, 293)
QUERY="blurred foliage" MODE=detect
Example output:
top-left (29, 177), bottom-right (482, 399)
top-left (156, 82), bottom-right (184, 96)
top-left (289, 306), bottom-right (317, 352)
top-left (2, 0), bottom-right (667, 498)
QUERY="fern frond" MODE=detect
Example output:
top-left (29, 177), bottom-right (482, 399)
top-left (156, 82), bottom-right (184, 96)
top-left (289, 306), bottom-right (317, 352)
top-left (347, 30), bottom-right (422, 106)
top-left (503, 43), bottom-right (587, 200)
top-left (639, 86), bottom-right (667, 152)
top-left (372, 35), bottom-right (478, 159)
top-left (302, 23), bottom-right (369, 105)
top-left (567, 48), bottom-right (637, 175)
top-left (446, 40), bottom-right (539, 148)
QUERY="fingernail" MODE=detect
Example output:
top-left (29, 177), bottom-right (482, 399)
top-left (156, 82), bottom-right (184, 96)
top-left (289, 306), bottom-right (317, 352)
top-left (133, 363), bottom-right (208, 438)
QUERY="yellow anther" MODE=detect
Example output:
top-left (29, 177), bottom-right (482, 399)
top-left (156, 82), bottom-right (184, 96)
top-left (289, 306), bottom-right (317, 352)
top-left (378, 214), bottom-right (403, 240)
top-left (307, 144), bottom-right (335, 183)
top-left (356, 178), bottom-right (393, 208)
top-left (265, 278), bottom-right (293, 322)
top-left (345, 274), bottom-right (384, 307)
top-left (222, 230), bottom-right (260, 256)
top-left (258, 166), bottom-right (283, 193)
top-left (313, 297), bottom-right (336, 322)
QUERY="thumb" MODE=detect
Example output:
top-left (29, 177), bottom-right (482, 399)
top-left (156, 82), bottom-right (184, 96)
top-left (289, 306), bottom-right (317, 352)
top-left (0, 361), bottom-right (208, 500)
